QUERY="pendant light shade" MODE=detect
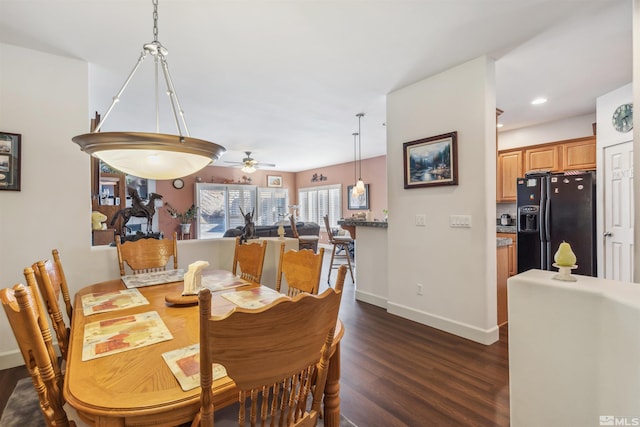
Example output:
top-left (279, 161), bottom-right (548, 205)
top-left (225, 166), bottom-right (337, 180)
top-left (72, 0), bottom-right (225, 179)
top-left (72, 132), bottom-right (223, 180)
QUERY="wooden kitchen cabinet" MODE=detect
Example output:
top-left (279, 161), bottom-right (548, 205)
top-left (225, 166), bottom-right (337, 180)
top-left (524, 144), bottom-right (560, 172)
top-left (561, 136), bottom-right (596, 171)
top-left (497, 232), bottom-right (517, 276)
top-left (497, 150), bottom-right (522, 202)
top-left (497, 244), bottom-right (509, 326)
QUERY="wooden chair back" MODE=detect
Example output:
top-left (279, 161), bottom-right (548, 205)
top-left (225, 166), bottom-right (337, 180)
top-left (116, 232), bottom-right (178, 276)
top-left (231, 237), bottom-right (267, 283)
top-left (194, 282), bottom-right (344, 427)
top-left (290, 216), bottom-right (319, 252)
top-left (1, 284), bottom-right (75, 427)
top-left (275, 243), bottom-right (325, 296)
top-left (31, 257), bottom-right (71, 360)
top-left (323, 214), bottom-right (337, 244)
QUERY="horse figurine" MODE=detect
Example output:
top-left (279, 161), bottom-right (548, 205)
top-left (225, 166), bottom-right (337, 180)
top-left (239, 207), bottom-right (256, 244)
top-left (111, 188), bottom-right (163, 236)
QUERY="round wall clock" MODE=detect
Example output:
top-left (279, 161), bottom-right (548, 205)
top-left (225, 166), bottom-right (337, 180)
top-left (172, 178), bottom-right (184, 189)
top-left (612, 103), bottom-right (633, 133)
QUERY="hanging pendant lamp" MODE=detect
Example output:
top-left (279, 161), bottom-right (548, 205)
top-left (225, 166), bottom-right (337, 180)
top-left (354, 113), bottom-right (366, 196)
top-left (72, 0), bottom-right (225, 180)
top-left (352, 132), bottom-right (359, 197)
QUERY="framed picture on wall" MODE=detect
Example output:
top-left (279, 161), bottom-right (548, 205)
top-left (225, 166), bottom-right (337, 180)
top-left (267, 175), bottom-right (282, 188)
top-left (403, 131), bottom-right (458, 189)
top-left (347, 184), bottom-right (369, 210)
top-left (0, 132), bottom-right (21, 191)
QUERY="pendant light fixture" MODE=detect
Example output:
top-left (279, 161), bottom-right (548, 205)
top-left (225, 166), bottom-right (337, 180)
top-left (72, 0), bottom-right (226, 180)
top-left (351, 131), bottom-right (359, 197)
top-left (354, 113), bottom-right (366, 196)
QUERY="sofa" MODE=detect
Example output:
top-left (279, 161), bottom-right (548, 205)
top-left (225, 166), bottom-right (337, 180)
top-left (222, 222), bottom-right (321, 239)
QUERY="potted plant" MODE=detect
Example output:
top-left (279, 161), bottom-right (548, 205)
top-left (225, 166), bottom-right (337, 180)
top-left (165, 202), bottom-right (198, 235)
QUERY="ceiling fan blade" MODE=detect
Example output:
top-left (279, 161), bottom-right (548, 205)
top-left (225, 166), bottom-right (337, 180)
top-left (255, 162), bottom-right (276, 167)
top-left (223, 161), bottom-right (245, 165)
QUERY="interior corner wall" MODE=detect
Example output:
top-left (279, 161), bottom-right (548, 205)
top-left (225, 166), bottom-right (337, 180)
top-left (385, 56), bottom-right (498, 345)
top-left (0, 43), bottom-right (91, 366)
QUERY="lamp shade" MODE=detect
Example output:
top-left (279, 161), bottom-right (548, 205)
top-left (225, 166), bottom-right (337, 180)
top-left (355, 178), bottom-right (366, 195)
top-left (73, 131), bottom-right (226, 179)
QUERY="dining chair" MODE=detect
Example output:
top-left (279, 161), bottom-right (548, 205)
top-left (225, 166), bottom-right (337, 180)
top-left (30, 249), bottom-right (73, 360)
top-left (275, 243), bottom-right (325, 296)
top-left (289, 215), bottom-right (319, 252)
top-left (116, 232), bottom-right (178, 276)
top-left (231, 237), bottom-right (267, 283)
top-left (323, 215), bottom-right (354, 284)
top-left (193, 279), bottom-right (345, 427)
top-left (1, 283), bottom-right (90, 427)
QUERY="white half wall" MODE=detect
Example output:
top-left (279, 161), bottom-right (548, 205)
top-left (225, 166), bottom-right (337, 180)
top-left (386, 56), bottom-right (498, 345)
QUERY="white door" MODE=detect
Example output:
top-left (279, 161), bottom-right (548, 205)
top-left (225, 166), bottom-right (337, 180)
top-left (604, 140), bottom-right (634, 281)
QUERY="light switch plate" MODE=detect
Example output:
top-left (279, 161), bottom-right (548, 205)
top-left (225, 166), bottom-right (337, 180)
top-left (449, 214), bottom-right (472, 228)
top-left (415, 214), bottom-right (426, 226)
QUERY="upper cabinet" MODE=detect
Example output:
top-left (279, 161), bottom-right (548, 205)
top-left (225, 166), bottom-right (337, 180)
top-left (497, 150), bottom-right (523, 202)
top-left (561, 136), bottom-right (596, 171)
top-left (497, 136), bottom-right (596, 203)
top-left (524, 145), bottom-right (561, 172)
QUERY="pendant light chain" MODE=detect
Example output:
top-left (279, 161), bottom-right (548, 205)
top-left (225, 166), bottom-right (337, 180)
top-left (152, 0), bottom-right (159, 42)
top-left (353, 132), bottom-right (359, 184)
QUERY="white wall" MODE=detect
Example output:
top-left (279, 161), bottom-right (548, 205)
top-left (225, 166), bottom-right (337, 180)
top-left (498, 113), bottom-right (596, 150)
top-left (386, 56), bottom-right (498, 345)
top-left (634, 0), bottom-right (640, 281)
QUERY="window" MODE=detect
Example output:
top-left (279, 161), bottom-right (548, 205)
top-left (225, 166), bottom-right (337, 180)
top-left (195, 184), bottom-right (288, 239)
top-left (257, 188), bottom-right (289, 226)
top-left (298, 184), bottom-right (342, 228)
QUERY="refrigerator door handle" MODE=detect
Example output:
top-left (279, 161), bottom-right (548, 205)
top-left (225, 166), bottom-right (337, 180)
top-left (545, 199), bottom-right (551, 241)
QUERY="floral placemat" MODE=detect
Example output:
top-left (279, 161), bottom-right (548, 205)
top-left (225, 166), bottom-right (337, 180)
top-left (162, 343), bottom-right (227, 391)
top-left (121, 269), bottom-right (185, 289)
top-left (221, 286), bottom-right (283, 309)
top-left (81, 288), bottom-right (149, 315)
top-left (82, 311), bottom-right (173, 361)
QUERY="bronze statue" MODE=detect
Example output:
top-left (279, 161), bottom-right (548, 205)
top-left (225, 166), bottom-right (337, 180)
top-left (111, 187), bottom-right (163, 236)
top-left (239, 207), bottom-right (256, 244)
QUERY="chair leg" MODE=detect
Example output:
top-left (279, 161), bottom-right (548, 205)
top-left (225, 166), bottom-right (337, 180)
top-left (342, 243), bottom-right (354, 282)
top-left (327, 244), bottom-right (338, 284)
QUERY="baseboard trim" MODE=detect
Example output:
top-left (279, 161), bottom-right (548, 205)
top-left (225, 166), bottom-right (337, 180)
top-left (0, 350), bottom-right (27, 370)
top-left (387, 302), bottom-right (499, 345)
top-left (355, 290), bottom-right (387, 309)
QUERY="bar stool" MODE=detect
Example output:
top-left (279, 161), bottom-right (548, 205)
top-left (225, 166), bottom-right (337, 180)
top-left (323, 215), bottom-right (354, 284)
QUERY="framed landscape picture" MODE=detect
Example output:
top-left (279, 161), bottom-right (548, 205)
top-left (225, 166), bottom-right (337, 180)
top-left (267, 175), bottom-right (282, 188)
top-left (0, 132), bottom-right (21, 191)
top-left (347, 184), bottom-right (369, 210)
top-left (403, 131), bottom-right (458, 189)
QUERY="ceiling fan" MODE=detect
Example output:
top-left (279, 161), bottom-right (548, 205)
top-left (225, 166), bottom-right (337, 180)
top-left (224, 151), bottom-right (276, 173)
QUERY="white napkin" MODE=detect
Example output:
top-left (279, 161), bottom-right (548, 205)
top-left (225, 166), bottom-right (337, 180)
top-left (182, 261), bottom-right (210, 296)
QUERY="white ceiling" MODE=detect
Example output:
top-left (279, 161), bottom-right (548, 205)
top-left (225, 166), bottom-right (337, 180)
top-left (0, 0), bottom-right (633, 172)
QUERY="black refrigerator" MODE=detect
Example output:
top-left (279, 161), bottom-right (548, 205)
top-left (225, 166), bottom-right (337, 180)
top-left (516, 171), bottom-right (596, 276)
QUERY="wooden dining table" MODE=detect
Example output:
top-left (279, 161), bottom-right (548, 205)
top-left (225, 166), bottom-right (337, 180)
top-left (63, 270), bottom-right (344, 427)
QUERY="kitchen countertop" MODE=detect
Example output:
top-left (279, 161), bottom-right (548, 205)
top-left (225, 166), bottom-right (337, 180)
top-left (338, 219), bottom-right (388, 228)
top-left (497, 225), bottom-right (517, 234)
top-left (497, 237), bottom-right (513, 247)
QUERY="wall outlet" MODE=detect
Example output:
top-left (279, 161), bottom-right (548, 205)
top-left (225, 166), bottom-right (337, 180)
top-left (415, 214), bottom-right (426, 226)
top-left (416, 283), bottom-right (423, 295)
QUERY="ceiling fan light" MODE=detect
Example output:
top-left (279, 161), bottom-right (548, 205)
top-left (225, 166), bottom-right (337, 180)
top-left (241, 164), bottom-right (256, 174)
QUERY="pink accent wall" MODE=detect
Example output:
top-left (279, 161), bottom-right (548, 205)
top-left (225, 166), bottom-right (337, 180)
top-left (156, 156), bottom-right (387, 239)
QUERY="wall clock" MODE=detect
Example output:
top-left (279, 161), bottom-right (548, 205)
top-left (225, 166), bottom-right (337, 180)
top-left (612, 103), bottom-right (633, 133)
top-left (172, 178), bottom-right (184, 189)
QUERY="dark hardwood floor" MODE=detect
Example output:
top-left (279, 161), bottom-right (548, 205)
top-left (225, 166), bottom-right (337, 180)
top-left (0, 256), bottom-right (510, 426)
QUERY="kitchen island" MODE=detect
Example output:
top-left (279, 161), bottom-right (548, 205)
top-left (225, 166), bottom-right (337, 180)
top-left (337, 219), bottom-right (388, 306)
